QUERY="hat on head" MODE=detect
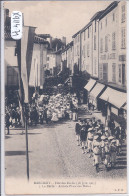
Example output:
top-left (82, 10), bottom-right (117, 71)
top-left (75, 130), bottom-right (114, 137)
top-left (94, 135), bottom-right (99, 140)
top-left (97, 130), bottom-right (102, 134)
top-left (108, 136), bottom-right (114, 140)
top-left (88, 128), bottom-right (93, 132)
top-left (101, 135), bottom-right (106, 140)
top-left (111, 139), bottom-right (116, 143)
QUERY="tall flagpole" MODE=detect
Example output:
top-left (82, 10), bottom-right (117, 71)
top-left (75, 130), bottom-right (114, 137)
top-left (24, 103), bottom-right (29, 180)
top-left (16, 39), bottom-right (29, 181)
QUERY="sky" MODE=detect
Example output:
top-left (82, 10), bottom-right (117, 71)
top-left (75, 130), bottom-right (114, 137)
top-left (4, 1), bottom-right (112, 43)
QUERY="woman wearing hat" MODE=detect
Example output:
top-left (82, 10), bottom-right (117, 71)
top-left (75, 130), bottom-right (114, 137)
top-left (92, 135), bottom-right (101, 173)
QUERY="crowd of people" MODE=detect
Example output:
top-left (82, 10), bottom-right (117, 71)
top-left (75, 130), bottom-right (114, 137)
top-left (75, 117), bottom-right (125, 173)
top-left (5, 104), bottom-right (21, 134)
top-left (5, 92), bottom-right (79, 134)
top-left (46, 93), bottom-right (78, 122)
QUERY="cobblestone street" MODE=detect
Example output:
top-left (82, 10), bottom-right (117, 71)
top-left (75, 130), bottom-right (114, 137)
top-left (5, 109), bottom-right (127, 180)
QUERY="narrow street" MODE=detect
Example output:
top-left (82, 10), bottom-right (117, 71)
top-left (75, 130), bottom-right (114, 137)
top-left (5, 110), bottom-right (127, 180)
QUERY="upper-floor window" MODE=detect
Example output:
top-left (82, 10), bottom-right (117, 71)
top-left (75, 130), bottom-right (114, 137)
top-left (77, 45), bottom-right (79, 56)
top-left (121, 5), bottom-right (125, 23)
top-left (83, 45), bottom-right (85, 58)
top-left (121, 27), bottom-right (126, 49)
top-left (88, 27), bottom-right (89, 38)
top-left (112, 32), bottom-right (116, 50)
top-left (100, 38), bottom-right (103, 53)
top-left (101, 22), bottom-right (102, 30)
top-left (87, 43), bottom-right (90, 57)
top-left (112, 63), bottom-right (116, 83)
top-left (78, 34), bottom-right (80, 42)
top-left (95, 21), bottom-right (96, 32)
top-left (105, 18), bottom-right (107, 26)
top-left (84, 31), bottom-right (86, 40)
top-left (113, 13), bottom-right (115, 21)
top-left (94, 35), bottom-right (96, 50)
top-left (105, 36), bottom-right (108, 52)
top-left (118, 64), bottom-right (122, 83)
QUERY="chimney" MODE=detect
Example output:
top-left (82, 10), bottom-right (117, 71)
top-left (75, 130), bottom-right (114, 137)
top-left (50, 36), bottom-right (52, 48)
top-left (62, 36), bottom-right (66, 45)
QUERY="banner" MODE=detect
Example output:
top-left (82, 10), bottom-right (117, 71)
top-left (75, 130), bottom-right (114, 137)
top-left (20, 26), bottom-right (35, 103)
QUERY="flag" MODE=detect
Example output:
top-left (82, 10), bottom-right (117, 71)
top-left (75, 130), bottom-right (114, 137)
top-left (17, 26), bottom-right (36, 103)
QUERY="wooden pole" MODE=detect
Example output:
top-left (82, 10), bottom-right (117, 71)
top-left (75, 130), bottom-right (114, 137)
top-left (16, 40), bottom-right (29, 180)
top-left (24, 104), bottom-right (29, 180)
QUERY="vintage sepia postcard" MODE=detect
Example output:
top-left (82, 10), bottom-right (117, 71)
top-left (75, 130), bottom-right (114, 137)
top-left (2, 0), bottom-right (128, 194)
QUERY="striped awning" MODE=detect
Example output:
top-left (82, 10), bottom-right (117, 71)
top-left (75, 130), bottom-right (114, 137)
top-left (84, 79), bottom-right (96, 91)
top-left (90, 83), bottom-right (105, 98)
top-left (99, 87), bottom-right (127, 109)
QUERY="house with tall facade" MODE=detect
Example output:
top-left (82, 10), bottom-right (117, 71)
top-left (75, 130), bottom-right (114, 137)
top-left (84, 1), bottom-right (127, 126)
top-left (4, 9), bottom-right (49, 101)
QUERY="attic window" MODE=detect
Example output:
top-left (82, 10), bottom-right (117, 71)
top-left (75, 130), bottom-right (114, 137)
top-left (113, 13), bottom-right (115, 21)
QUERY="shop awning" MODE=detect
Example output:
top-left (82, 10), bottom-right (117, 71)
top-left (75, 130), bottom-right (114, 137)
top-left (84, 79), bottom-right (96, 91)
top-left (90, 83), bottom-right (105, 98)
top-left (99, 87), bottom-right (127, 109)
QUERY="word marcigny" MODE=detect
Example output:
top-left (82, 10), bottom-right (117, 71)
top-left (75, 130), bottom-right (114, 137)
top-left (11, 11), bottom-right (22, 40)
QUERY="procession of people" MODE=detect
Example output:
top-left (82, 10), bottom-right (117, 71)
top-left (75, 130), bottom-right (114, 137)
top-left (5, 92), bottom-right (79, 133)
top-left (5, 91), bottom-right (126, 174)
top-left (75, 117), bottom-right (126, 173)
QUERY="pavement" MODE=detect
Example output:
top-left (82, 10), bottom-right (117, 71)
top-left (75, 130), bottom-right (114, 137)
top-left (5, 106), bottom-right (127, 180)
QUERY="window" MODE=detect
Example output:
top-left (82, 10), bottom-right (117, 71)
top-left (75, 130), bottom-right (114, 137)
top-left (112, 63), bottom-right (116, 83)
top-left (99, 63), bottom-right (103, 80)
top-left (122, 64), bottom-right (125, 85)
top-left (83, 45), bottom-right (85, 58)
top-left (94, 58), bottom-right (97, 74)
top-left (118, 64), bottom-right (122, 83)
top-left (88, 28), bottom-right (89, 38)
top-left (112, 32), bottom-right (116, 50)
top-left (105, 36), bottom-right (108, 52)
top-left (78, 34), bottom-right (80, 42)
top-left (113, 13), bottom-right (115, 21)
top-left (77, 45), bottom-right (79, 56)
top-left (84, 31), bottom-right (86, 40)
top-left (103, 63), bottom-right (108, 82)
top-left (100, 38), bottom-right (103, 53)
top-left (121, 5), bottom-right (125, 23)
top-left (121, 27), bottom-right (126, 49)
top-left (101, 22), bottom-right (102, 29)
top-left (47, 57), bottom-right (49, 61)
top-left (95, 21), bottom-right (96, 32)
top-left (105, 18), bottom-right (107, 26)
top-left (87, 43), bottom-right (90, 57)
top-left (94, 35), bottom-right (96, 50)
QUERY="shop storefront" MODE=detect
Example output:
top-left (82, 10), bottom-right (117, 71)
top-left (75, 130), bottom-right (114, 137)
top-left (89, 82), bottom-right (105, 110)
top-left (84, 78), bottom-right (96, 104)
top-left (99, 87), bottom-right (127, 124)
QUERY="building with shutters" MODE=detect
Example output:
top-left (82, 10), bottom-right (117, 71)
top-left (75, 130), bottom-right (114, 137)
top-left (98, 1), bottom-right (126, 90)
top-left (72, 30), bottom-right (81, 73)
